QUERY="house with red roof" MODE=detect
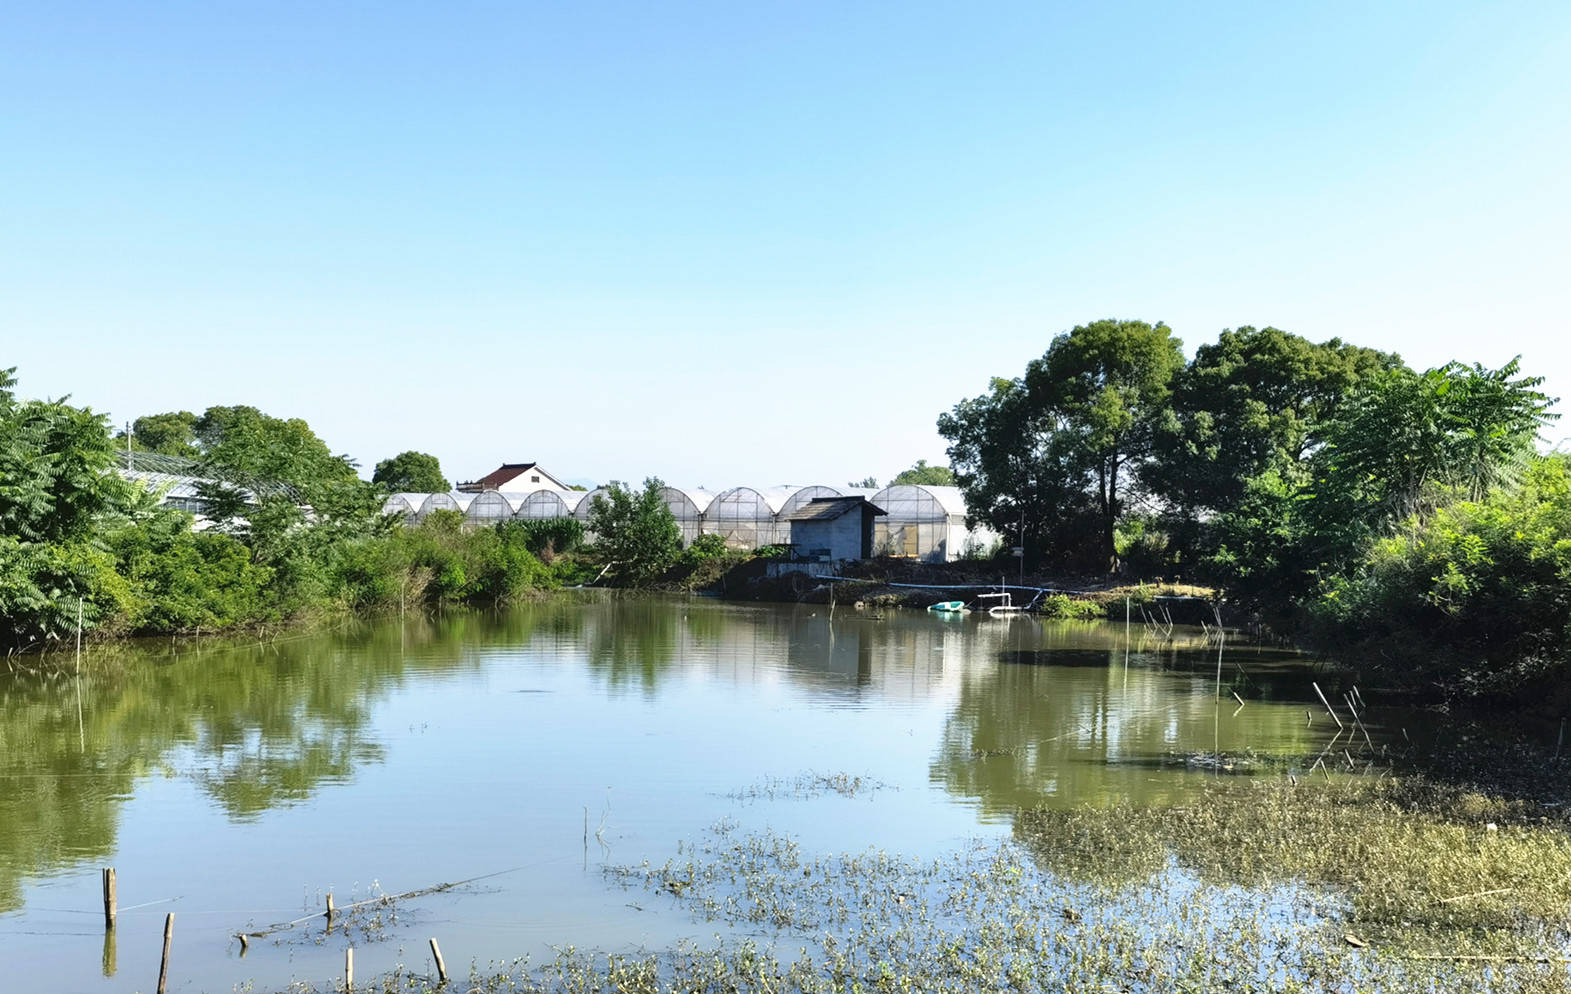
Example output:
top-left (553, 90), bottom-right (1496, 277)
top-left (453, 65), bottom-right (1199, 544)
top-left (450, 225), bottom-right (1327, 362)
top-left (455, 462), bottom-right (570, 493)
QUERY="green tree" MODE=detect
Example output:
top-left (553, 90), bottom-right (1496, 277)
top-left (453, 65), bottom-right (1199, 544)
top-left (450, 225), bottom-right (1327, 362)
top-left (588, 478), bottom-right (681, 584)
top-left (938, 377), bottom-right (1101, 569)
top-left (848, 476), bottom-right (879, 489)
top-left (891, 459), bottom-right (955, 486)
top-left (371, 450), bottom-right (449, 493)
top-left (1204, 358), bottom-right (1557, 615)
top-left (942, 320), bottom-right (1183, 572)
top-left (118, 411), bottom-right (200, 458)
top-left (0, 368), bottom-right (136, 649)
top-left (1150, 327), bottom-right (1400, 516)
top-left (1317, 358), bottom-right (1556, 524)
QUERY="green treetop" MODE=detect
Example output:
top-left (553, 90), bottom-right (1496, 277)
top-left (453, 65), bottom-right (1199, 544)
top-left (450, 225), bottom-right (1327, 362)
top-left (372, 451), bottom-right (449, 493)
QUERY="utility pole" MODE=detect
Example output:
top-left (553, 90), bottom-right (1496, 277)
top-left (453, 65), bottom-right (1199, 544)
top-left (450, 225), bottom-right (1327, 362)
top-left (125, 421), bottom-right (133, 472)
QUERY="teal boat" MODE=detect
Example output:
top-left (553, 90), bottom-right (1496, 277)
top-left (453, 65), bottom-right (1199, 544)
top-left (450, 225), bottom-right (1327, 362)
top-left (928, 600), bottom-right (967, 613)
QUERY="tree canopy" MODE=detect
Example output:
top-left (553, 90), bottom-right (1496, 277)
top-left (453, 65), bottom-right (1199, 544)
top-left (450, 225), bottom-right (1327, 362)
top-left (372, 451), bottom-right (449, 493)
top-left (1148, 327), bottom-right (1400, 516)
top-left (115, 411), bottom-right (200, 458)
top-left (941, 319), bottom-right (1183, 571)
top-left (587, 478), bottom-right (681, 584)
top-left (891, 460), bottom-right (955, 486)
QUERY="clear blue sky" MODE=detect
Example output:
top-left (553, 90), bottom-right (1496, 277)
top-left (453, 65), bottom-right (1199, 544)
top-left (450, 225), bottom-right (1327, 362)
top-left (5, 1), bottom-right (1569, 488)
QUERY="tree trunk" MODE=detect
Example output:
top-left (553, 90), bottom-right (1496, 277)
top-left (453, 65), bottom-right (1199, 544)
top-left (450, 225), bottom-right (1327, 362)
top-left (1101, 458), bottom-right (1119, 573)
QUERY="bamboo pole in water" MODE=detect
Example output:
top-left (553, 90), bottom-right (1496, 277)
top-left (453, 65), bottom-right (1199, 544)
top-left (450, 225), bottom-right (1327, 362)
top-left (156, 913), bottom-right (173, 994)
top-left (430, 938), bottom-right (448, 983)
top-left (101, 868), bottom-right (116, 929)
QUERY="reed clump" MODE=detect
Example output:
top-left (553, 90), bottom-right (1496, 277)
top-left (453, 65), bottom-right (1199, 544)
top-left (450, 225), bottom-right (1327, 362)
top-left (1017, 776), bottom-right (1571, 948)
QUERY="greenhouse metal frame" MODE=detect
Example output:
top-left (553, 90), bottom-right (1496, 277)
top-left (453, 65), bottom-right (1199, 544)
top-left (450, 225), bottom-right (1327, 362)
top-left (384, 481), bottom-right (994, 561)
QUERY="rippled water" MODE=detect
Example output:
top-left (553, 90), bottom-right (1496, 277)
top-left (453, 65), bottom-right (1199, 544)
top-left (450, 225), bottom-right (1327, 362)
top-left (0, 594), bottom-right (1356, 993)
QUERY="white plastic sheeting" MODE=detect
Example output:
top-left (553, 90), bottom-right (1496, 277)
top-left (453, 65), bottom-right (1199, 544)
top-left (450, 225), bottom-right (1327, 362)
top-left (380, 493), bottom-right (424, 518)
top-left (705, 486), bottom-right (780, 548)
top-left (465, 491), bottom-right (529, 523)
top-left (418, 492), bottom-right (476, 519)
top-left (870, 485), bottom-right (994, 563)
top-left (382, 482), bottom-right (995, 560)
top-left (517, 489), bottom-right (590, 519)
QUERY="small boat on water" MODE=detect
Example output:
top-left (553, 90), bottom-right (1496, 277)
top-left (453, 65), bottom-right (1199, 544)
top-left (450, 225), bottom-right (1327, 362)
top-left (928, 600), bottom-right (968, 614)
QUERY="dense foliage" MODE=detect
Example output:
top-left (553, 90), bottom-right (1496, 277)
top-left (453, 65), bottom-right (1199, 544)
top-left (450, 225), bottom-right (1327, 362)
top-left (941, 325), bottom-right (1561, 699)
top-left (1311, 456), bottom-right (1571, 697)
top-left (0, 371), bottom-right (599, 653)
top-left (371, 450), bottom-right (449, 493)
top-left (587, 479), bottom-right (682, 584)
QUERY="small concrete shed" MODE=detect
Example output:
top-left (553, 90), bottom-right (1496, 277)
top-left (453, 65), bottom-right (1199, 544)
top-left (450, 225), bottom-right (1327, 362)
top-left (783, 497), bottom-right (886, 562)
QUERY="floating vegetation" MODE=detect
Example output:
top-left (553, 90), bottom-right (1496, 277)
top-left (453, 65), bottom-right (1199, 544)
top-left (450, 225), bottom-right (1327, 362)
top-left (261, 748), bottom-right (1571, 992)
top-left (1017, 776), bottom-right (1571, 951)
top-left (239, 874), bottom-right (499, 948)
top-left (723, 771), bottom-right (893, 801)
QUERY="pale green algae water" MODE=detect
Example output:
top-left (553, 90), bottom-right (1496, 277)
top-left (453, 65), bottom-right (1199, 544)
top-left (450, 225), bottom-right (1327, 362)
top-left (0, 596), bottom-right (1562, 992)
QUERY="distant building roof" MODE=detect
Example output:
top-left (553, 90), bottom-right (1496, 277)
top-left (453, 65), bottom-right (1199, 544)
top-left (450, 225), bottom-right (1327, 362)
top-left (783, 496), bottom-right (886, 523)
top-left (457, 462), bottom-right (567, 493)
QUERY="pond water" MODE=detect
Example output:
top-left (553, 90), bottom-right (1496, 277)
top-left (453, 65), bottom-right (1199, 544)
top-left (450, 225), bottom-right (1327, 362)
top-left (0, 595), bottom-right (1367, 993)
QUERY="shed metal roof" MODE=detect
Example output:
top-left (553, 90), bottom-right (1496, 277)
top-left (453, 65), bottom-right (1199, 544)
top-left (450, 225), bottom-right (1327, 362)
top-left (783, 496), bottom-right (886, 522)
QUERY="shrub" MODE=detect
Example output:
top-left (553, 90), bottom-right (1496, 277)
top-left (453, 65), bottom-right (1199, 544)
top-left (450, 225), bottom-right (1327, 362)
top-left (1309, 457), bottom-right (1571, 698)
top-left (1038, 594), bottom-right (1106, 620)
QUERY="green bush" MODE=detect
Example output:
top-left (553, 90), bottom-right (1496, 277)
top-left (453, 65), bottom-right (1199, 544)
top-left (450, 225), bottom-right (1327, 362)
top-left (1309, 457), bottom-right (1571, 698)
top-left (109, 510), bottom-right (273, 631)
top-left (1038, 594), bottom-right (1106, 620)
top-left (680, 533), bottom-right (731, 565)
top-left (496, 518), bottom-right (584, 559)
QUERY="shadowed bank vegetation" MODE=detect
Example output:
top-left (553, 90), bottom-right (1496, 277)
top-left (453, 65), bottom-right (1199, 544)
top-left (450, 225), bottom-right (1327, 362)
top-left (939, 322), bottom-right (1562, 703)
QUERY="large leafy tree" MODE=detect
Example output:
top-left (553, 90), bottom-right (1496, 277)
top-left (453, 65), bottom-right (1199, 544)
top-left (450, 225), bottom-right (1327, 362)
top-left (0, 368), bottom-right (136, 649)
top-left (939, 377), bottom-right (1099, 568)
top-left (372, 451), bottom-right (449, 493)
top-left (941, 320), bottom-right (1183, 571)
top-left (1150, 327), bottom-right (1400, 516)
top-left (185, 405), bottom-right (383, 612)
top-left (1315, 358), bottom-right (1556, 525)
top-left (587, 478), bottom-right (681, 584)
top-left (116, 411), bottom-right (200, 458)
top-left (1205, 358), bottom-right (1556, 613)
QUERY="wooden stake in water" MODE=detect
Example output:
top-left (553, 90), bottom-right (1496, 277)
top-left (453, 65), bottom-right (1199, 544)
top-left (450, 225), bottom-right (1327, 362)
top-left (429, 937), bottom-right (448, 983)
top-left (101, 867), bottom-right (116, 929)
top-left (345, 947), bottom-right (354, 991)
top-left (156, 913), bottom-right (173, 994)
top-left (1313, 682), bottom-right (1344, 730)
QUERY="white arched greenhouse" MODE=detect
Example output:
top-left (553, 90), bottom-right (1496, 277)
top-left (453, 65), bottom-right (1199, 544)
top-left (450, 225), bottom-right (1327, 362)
top-left (379, 493), bottom-right (426, 520)
top-left (661, 486), bottom-right (714, 545)
top-left (870, 485), bottom-right (994, 563)
top-left (573, 487), bottom-right (615, 532)
top-left (516, 489), bottom-right (589, 519)
top-left (418, 492), bottom-right (476, 520)
top-left (705, 486), bottom-right (785, 548)
top-left (465, 491), bottom-right (530, 524)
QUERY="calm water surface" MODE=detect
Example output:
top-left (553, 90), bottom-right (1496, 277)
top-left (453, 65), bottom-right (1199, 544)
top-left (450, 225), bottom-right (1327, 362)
top-left (0, 596), bottom-right (1360, 993)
